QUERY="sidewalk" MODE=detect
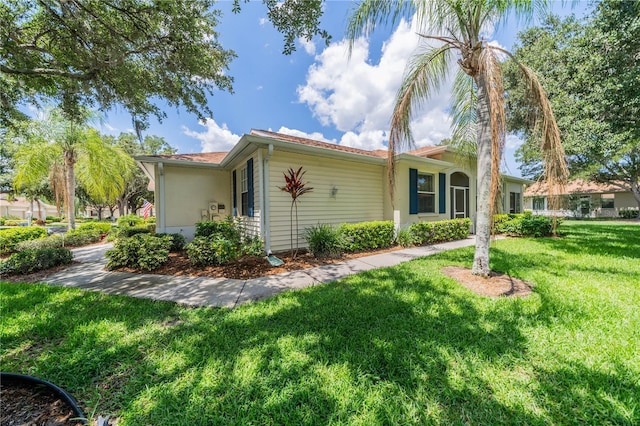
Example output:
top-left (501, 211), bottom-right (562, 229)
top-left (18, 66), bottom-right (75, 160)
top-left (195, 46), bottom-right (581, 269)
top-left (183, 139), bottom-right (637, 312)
top-left (44, 238), bottom-right (478, 309)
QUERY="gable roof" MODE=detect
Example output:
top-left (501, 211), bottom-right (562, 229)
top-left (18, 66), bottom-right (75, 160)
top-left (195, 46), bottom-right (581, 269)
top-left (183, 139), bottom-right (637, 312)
top-left (155, 152), bottom-right (228, 164)
top-left (406, 145), bottom-right (448, 158)
top-left (525, 179), bottom-right (630, 197)
top-left (250, 129), bottom-right (388, 159)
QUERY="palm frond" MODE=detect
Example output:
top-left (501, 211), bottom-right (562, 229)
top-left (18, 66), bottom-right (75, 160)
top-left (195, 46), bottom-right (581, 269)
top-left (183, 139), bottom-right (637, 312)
top-left (478, 47), bottom-right (506, 221)
top-left (388, 43), bottom-right (454, 204)
top-left (346, 0), bottom-right (415, 54)
top-left (450, 68), bottom-right (477, 147)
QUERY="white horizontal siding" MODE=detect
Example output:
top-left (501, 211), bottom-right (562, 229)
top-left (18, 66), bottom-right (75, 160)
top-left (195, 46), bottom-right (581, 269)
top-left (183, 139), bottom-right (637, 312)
top-left (267, 151), bottom-right (385, 252)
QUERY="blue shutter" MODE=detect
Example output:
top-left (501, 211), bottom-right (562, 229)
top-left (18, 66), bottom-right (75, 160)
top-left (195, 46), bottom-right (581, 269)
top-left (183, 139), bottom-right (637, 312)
top-left (439, 173), bottom-right (446, 214)
top-left (409, 168), bottom-right (418, 215)
top-left (247, 158), bottom-right (254, 217)
top-left (232, 170), bottom-right (237, 216)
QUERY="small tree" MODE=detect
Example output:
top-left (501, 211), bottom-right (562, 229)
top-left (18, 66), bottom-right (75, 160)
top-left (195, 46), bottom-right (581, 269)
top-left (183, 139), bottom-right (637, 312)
top-left (278, 167), bottom-right (313, 258)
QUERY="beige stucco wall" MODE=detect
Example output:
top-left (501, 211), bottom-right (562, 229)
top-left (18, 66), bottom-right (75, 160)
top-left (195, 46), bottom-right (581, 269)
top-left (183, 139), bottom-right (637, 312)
top-left (159, 164), bottom-right (230, 239)
top-left (266, 150), bottom-right (385, 253)
top-left (615, 191), bottom-right (638, 209)
top-left (503, 181), bottom-right (526, 213)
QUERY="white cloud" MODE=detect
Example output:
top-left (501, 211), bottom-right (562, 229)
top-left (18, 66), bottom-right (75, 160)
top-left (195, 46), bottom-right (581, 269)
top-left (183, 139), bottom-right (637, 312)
top-left (298, 37), bottom-right (316, 55)
top-left (297, 17), bottom-right (455, 151)
top-left (274, 126), bottom-right (336, 143)
top-left (182, 117), bottom-right (241, 152)
top-left (259, 17), bottom-right (267, 26)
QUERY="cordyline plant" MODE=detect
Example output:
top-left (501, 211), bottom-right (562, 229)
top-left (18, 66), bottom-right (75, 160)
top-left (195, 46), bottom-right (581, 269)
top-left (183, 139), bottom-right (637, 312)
top-left (278, 166), bottom-right (313, 258)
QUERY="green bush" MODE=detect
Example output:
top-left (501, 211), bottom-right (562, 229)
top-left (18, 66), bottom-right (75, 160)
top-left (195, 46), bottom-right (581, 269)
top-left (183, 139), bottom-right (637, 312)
top-left (338, 221), bottom-right (395, 252)
top-left (0, 248), bottom-right (73, 276)
top-left (305, 224), bottom-right (344, 258)
top-left (396, 227), bottom-right (417, 247)
top-left (186, 236), bottom-right (240, 266)
top-left (498, 215), bottom-right (554, 237)
top-left (64, 228), bottom-right (102, 246)
top-left (409, 218), bottom-right (471, 246)
top-left (46, 216), bottom-right (62, 222)
top-left (619, 209), bottom-right (638, 219)
top-left (106, 234), bottom-right (171, 271)
top-left (195, 219), bottom-right (241, 242)
top-left (156, 233), bottom-right (187, 252)
top-left (241, 235), bottom-right (264, 257)
top-left (117, 214), bottom-right (144, 228)
top-left (77, 222), bottom-right (112, 234)
top-left (3, 220), bottom-right (25, 226)
top-left (15, 234), bottom-right (65, 251)
top-left (118, 226), bottom-right (152, 238)
top-left (0, 226), bottom-right (47, 255)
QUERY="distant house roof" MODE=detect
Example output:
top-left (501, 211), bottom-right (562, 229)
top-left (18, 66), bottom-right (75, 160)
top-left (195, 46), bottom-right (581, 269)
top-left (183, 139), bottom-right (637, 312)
top-left (406, 145), bottom-right (448, 159)
top-left (525, 179), bottom-right (630, 197)
top-left (250, 129), bottom-right (389, 159)
top-left (155, 152), bottom-right (228, 164)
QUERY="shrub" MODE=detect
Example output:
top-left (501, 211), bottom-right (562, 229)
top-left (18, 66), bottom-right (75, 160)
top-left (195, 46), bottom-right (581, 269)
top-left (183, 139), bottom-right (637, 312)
top-left (3, 220), bottom-right (24, 226)
top-left (499, 215), bottom-right (554, 237)
top-left (119, 226), bottom-right (152, 238)
top-left (15, 234), bottom-right (65, 251)
top-left (305, 223), bottom-right (344, 258)
top-left (396, 227), bottom-right (416, 247)
top-left (619, 208), bottom-right (638, 219)
top-left (117, 214), bottom-right (144, 228)
top-left (77, 222), bottom-right (112, 234)
top-left (64, 228), bottom-right (102, 246)
top-left (46, 216), bottom-right (62, 222)
top-left (0, 226), bottom-right (47, 255)
top-left (155, 233), bottom-right (187, 252)
top-left (338, 221), bottom-right (395, 252)
top-left (409, 218), bottom-right (471, 245)
top-left (195, 219), bottom-right (241, 242)
top-left (106, 234), bottom-right (171, 271)
top-left (242, 235), bottom-right (264, 257)
top-left (0, 248), bottom-right (73, 276)
top-left (186, 236), bottom-right (240, 266)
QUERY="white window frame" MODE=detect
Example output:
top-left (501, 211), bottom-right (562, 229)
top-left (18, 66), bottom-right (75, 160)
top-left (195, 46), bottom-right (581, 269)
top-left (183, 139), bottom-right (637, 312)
top-left (418, 172), bottom-right (435, 214)
top-left (240, 166), bottom-right (248, 216)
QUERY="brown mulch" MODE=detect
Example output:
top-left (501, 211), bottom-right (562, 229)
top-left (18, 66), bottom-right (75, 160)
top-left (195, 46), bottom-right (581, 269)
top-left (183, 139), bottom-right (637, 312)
top-left (0, 379), bottom-right (85, 426)
top-left (441, 266), bottom-right (533, 298)
top-left (1, 261), bottom-right (81, 284)
top-left (112, 246), bottom-right (406, 280)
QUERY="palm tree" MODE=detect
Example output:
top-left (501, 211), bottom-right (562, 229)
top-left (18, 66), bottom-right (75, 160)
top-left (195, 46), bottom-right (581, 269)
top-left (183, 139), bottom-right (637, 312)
top-left (347, 0), bottom-right (568, 277)
top-left (12, 110), bottom-right (134, 229)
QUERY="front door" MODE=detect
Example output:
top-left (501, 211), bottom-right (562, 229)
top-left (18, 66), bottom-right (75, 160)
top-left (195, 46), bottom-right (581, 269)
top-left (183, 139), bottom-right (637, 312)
top-left (451, 186), bottom-right (468, 219)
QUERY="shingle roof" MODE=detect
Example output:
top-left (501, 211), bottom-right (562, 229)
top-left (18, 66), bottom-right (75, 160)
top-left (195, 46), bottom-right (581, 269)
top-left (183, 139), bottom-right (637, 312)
top-left (406, 145), bottom-right (448, 158)
top-left (524, 179), bottom-right (630, 196)
top-left (250, 129), bottom-right (388, 158)
top-left (155, 152), bottom-right (228, 164)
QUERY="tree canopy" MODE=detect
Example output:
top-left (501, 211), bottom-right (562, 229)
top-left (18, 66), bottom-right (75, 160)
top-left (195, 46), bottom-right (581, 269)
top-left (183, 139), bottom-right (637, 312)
top-left (504, 0), bottom-right (640, 209)
top-left (1, 0), bottom-right (331, 128)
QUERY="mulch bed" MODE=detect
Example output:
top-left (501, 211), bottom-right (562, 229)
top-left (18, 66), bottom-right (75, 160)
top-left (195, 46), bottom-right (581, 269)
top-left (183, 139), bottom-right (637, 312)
top-left (0, 378), bottom-right (85, 426)
top-left (441, 266), bottom-right (533, 298)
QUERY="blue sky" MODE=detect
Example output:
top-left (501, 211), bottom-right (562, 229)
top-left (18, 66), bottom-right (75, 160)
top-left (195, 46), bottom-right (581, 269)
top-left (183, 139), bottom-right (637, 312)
top-left (99, 1), bottom-right (593, 178)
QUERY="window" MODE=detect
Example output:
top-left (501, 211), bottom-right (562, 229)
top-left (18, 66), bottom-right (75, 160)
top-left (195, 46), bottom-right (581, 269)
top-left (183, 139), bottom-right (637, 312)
top-left (601, 194), bottom-right (614, 209)
top-left (532, 197), bottom-right (545, 211)
top-left (240, 166), bottom-right (248, 216)
top-left (418, 173), bottom-right (435, 213)
top-left (509, 192), bottom-right (521, 214)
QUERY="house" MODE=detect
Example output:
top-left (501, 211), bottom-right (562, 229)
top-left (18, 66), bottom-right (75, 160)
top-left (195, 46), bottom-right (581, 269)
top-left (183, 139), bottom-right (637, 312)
top-left (524, 179), bottom-right (638, 218)
top-left (0, 193), bottom-right (57, 220)
top-left (136, 130), bottom-right (530, 253)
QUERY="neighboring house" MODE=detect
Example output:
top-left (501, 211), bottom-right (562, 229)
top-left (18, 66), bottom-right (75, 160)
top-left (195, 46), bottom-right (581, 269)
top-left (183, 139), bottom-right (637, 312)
top-left (0, 193), bottom-right (57, 220)
top-left (524, 179), bottom-right (637, 218)
top-left (136, 130), bottom-right (530, 253)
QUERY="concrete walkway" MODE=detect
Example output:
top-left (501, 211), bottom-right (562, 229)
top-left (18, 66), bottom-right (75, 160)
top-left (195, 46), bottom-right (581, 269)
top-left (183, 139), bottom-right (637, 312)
top-left (44, 238), bottom-right (478, 309)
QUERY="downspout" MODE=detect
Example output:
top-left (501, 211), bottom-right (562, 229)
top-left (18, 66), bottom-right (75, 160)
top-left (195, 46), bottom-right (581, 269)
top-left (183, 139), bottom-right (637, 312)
top-left (263, 144), bottom-right (274, 254)
top-left (158, 162), bottom-right (166, 233)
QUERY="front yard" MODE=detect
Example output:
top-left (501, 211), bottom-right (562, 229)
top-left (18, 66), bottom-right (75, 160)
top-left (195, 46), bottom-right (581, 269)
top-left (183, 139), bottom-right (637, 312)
top-left (1, 221), bottom-right (638, 425)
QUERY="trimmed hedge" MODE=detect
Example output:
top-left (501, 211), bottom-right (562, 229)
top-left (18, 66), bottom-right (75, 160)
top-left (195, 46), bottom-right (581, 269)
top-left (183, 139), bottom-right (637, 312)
top-left (0, 226), bottom-right (47, 255)
top-left (619, 209), bottom-right (638, 219)
top-left (77, 222), bottom-right (112, 234)
top-left (496, 214), bottom-right (555, 237)
top-left (338, 221), bottom-right (395, 252)
top-left (0, 248), bottom-right (73, 276)
top-left (106, 234), bottom-right (171, 271)
top-left (409, 218), bottom-right (472, 246)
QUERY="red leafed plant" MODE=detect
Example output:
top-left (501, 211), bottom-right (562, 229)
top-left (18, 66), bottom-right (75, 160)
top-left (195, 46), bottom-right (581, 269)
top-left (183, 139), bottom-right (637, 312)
top-left (278, 166), bottom-right (313, 258)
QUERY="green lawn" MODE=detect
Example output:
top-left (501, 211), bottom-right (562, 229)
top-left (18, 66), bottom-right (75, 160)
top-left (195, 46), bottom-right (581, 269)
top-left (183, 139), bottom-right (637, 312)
top-left (1, 221), bottom-right (638, 425)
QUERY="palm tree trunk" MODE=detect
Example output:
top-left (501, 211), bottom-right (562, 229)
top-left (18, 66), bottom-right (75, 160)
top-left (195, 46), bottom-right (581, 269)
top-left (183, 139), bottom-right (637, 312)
top-left (64, 151), bottom-right (77, 230)
top-left (472, 74), bottom-right (492, 277)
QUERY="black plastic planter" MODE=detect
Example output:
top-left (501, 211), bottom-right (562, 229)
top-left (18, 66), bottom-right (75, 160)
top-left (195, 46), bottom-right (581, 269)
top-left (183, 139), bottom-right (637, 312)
top-left (1, 372), bottom-right (87, 425)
